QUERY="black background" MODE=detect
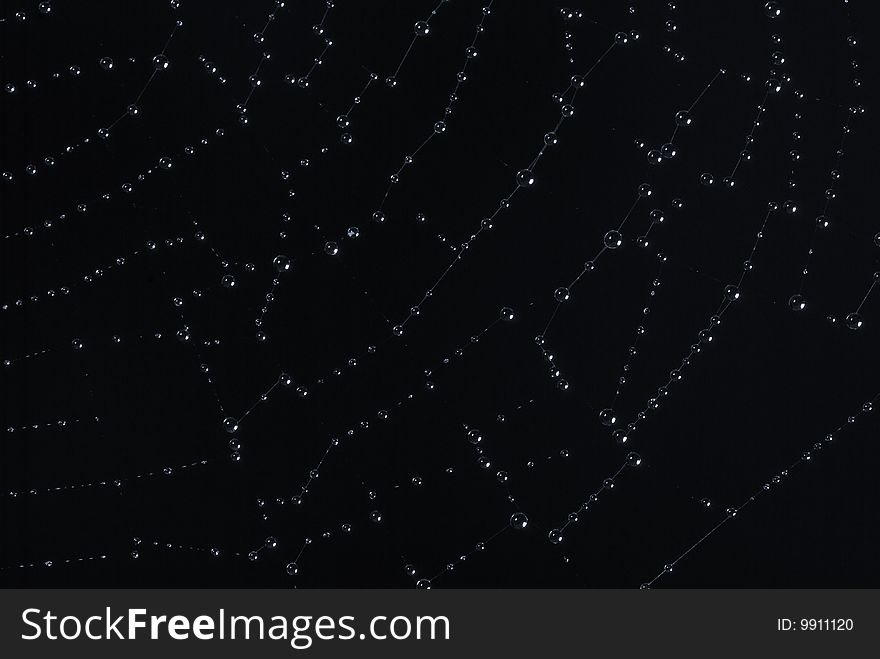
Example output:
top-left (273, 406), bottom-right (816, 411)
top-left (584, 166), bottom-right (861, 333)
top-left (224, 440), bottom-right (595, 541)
top-left (1, 0), bottom-right (878, 588)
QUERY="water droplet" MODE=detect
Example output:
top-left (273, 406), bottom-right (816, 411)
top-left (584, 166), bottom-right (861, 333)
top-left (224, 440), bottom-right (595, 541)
top-left (604, 230), bottom-right (623, 249)
top-left (845, 312), bottom-right (863, 330)
top-left (788, 294), bottom-right (806, 311)
top-left (675, 110), bottom-right (692, 126)
top-left (509, 512), bottom-right (529, 530)
top-left (516, 169), bottom-right (534, 187)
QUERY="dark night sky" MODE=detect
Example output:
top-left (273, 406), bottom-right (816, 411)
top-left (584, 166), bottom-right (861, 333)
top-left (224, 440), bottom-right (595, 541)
top-left (1, 0), bottom-right (878, 588)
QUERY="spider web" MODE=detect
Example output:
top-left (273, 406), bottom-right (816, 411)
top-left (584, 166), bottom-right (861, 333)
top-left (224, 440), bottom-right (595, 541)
top-left (1, 0), bottom-right (877, 588)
